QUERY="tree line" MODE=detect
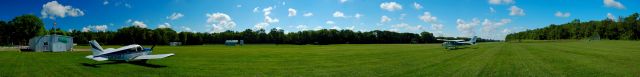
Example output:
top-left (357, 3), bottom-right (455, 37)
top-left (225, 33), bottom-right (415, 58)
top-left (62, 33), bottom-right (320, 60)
top-left (506, 13), bottom-right (640, 41)
top-left (1, 14), bottom-right (498, 46)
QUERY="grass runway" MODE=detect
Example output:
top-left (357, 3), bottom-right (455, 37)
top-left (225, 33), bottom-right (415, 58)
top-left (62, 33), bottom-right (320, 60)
top-left (0, 40), bottom-right (639, 77)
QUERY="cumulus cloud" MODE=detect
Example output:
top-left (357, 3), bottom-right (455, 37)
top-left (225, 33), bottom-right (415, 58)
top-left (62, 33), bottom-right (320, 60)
top-left (326, 21), bottom-right (335, 25)
top-left (330, 26), bottom-right (341, 30)
top-left (206, 13), bottom-right (237, 33)
top-left (265, 16), bottom-right (280, 23)
top-left (166, 12), bottom-right (184, 20)
top-left (296, 25), bottom-right (309, 30)
top-left (604, 0), bottom-right (625, 9)
top-left (254, 22), bottom-right (269, 29)
top-left (314, 26), bottom-right (324, 30)
top-left (333, 11), bottom-right (346, 18)
top-left (132, 21), bottom-right (147, 28)
top-left (419, 12), bottom-right (438, 23)
top-left (431, 24), bottom-right (444, 30)
top-left (489, 0), bottom-right (514, 5)
top-left (253, 7), bottom-right (259, 13)
top-left (355, 13), bottom-right (363, 19)
top-left (381, 15), bottom-right (392, 23)
top-left (555, 11), bottom-right (571, 18)
top-left (413, 2), bottom-right (423, 10)
top-left (456, 18), bottom-right (481, 37)
top-left (263, 6), bottom-right (273, 16)
top-left (288, 8), bottom-right (297, 17)
top-left (380, 2), bottom-right (402, 12)
top-left (82, 27), bottom-right (90, 32)
top-left (41, 1), bottom-right (85, 19)
top-left (509, 6), bottom-right (525, 16)
top-left (82, 25), bottom-right (108, 32)
top-left (481, 19), bottom-right (511, 33)
top-left (607, 13), bottom-right (616, 20)
top-left (181, 26), bottom-right (193, 32)
top-left (303, 12), bottom-right (313, 17)
top-left (340, 0), bottom-right (347, 3)
top-left (391, 23), bottom-right (425, 32)
top-left (103, 1), bottom-right (109, 5)
top-left (157, 23), bottom-right (172, 28)
top-left (345, 26), bottom-right (355, 30)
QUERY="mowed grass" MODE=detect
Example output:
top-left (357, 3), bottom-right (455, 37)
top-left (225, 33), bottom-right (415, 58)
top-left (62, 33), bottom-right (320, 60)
top-left (1, 40), bottom-right (640, 77)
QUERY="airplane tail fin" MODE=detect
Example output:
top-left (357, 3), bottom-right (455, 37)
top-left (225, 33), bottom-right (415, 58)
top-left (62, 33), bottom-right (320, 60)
top-left (470, 36), bottom-right (478, 44)
top-left (88, 40), bottom-right (104, 56)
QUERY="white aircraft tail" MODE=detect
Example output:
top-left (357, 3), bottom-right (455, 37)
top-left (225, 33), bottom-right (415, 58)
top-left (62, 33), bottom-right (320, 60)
top-left (88, 40), bottom-right (104, 56)
top-left (470, 36), bottom-right (478, 44)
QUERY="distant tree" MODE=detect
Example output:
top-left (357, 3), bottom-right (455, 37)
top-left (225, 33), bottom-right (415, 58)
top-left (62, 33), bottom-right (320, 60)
top-left (8, 14), bottom-right (45, 45)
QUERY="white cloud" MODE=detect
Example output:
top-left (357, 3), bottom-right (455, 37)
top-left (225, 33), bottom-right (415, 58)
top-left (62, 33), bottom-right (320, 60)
top-left (380, 2), bottom-right (402, 12)
top-left (263, 6), bottom-right (273, 16)
top-left (288, 8), bottom-right (297, 17)
top-left (456, 18), bottom-right (481, 37)
top-left (326, 21), bottom-right (335, 25)
top-left (489, 7), bottom-right (496, 13)
top-left (253, 7), bottom-right (259, 13)
top-left (314, 26), bottom-right (324, 30)
top-left (124, 3), bottom-right (132, 8)
top-left (604, 0), bottom-right (625, 9)
top-left (265, 16), bottom-right (280, 23)
top-left (166, 12), bottom-right (184, 20)
top-left (41, 1), bottom-right (85, 19)
top-left (431, 24), bottom-right (444, 30)
top-left (413, 2), bottom-right (423, 10)
top-left (607, 13), bottom-right (615, 20)
top-left (489, 0), bottom-right (514, 5)
top-left (555, 11), bottom-right (571, 18)
top-left (82, 25), bottom-right (108, 32)
top-left (333, 11), bottom-right (346, 18)
top-left (303, 12), bottom-right (314, 17)
top-left (82, 27), bottom-right (90, 32)
top-left (381, 15), bottom-right (392, 23)
top-left (509, 6), bottom-right (525, 16)
top-left (481, 19), bottom-right (511, 33)
top-left (355, 13), bottom-right (363, 19)
top-left (330, 26), bottom-right (341, 30)
top-left (254, 22), bottom-right (269, 29)
top-left (103, 1), bottom-right (109, 5)
top-left (345, 26), bottom-right (355, 30)
top-left (132, 21), bottom-right (147, 28)
top-left (419, 12), bottom-right (438, 23)
top-left (181, 26), bottom-right (193, 32)
top-left (236, 5), bottom-right (242, 8)
top-left (340, 0), bottom-right (347, 3)
top-left (502, 29), bottom-right (511, 33)
top-left (126, 19), bottom-right (132, 23)
top-left (157, 23), bottom-right (172, 28)
top-left (206, 13), bottom-right (237, 33)
top-left (391, 23), bottom-right (425, 32)
top-left (296, 25), bottom-right (309, 30)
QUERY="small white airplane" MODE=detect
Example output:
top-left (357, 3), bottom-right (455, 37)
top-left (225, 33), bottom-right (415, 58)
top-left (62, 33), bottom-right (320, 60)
top-left (438, 36), bottom-right (478, 50)
top-left (85, 40), bottom-right (174, 62)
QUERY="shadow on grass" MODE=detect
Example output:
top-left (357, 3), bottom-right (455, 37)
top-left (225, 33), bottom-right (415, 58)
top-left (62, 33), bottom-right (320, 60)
top-left (81, 60), bottom-right (167, 68)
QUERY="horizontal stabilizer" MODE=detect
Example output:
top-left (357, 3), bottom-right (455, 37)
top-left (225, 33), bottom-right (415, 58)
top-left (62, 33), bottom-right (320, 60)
top-left (134, 53), bottom-right (175, 60)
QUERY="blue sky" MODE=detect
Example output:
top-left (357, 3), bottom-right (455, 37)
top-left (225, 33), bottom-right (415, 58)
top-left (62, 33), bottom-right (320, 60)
top-left (0, 0), bottom-right (638, 40)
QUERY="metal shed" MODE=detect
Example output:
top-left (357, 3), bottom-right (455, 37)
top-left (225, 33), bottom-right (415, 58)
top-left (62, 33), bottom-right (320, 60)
top-left (28, 35), bottom-right (74, 52)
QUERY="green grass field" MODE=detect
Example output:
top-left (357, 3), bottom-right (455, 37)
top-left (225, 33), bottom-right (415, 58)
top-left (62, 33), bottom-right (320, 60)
top-left (1, 40), bottom-right (639, 77)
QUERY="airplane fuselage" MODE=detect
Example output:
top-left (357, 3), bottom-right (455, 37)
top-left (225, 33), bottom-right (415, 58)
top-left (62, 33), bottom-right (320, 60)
top-left (95, 48), bottom-right (152, 61)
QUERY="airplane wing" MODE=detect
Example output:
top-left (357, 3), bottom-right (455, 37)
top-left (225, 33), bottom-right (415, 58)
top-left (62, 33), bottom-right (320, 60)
top-left (133, 53), bottom-right (175, 60)
top-left (95, 45), bottom-right (142, 56)
top-left (442, 40), bottom-right (465, 42)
